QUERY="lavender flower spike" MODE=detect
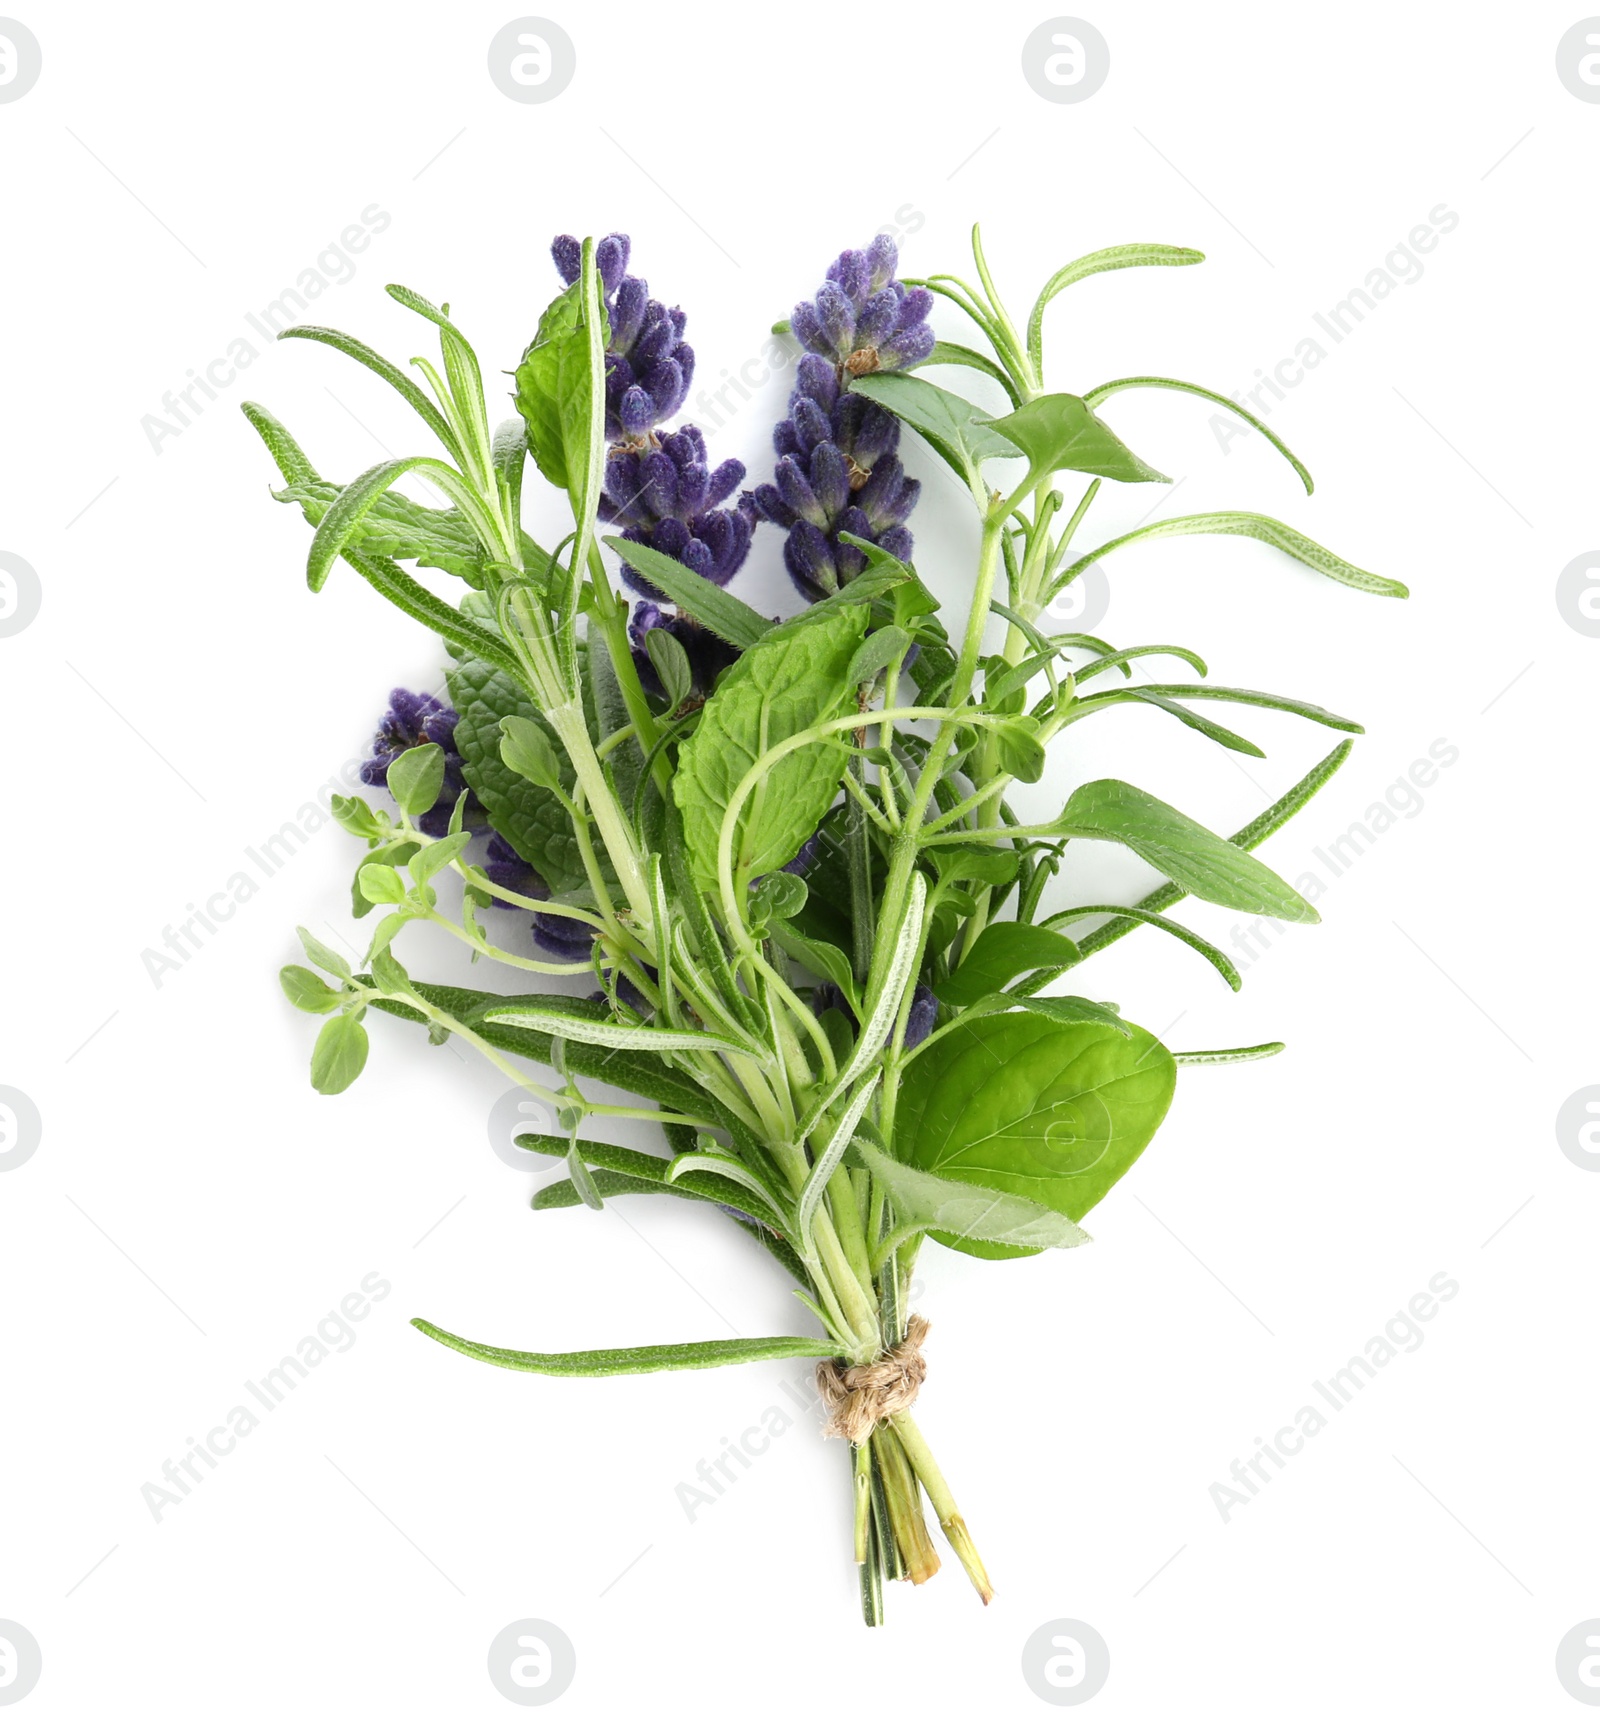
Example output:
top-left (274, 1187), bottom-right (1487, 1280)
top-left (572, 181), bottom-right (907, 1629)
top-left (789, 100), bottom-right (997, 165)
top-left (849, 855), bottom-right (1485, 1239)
top-left (747, 353), bottom-right (921, 601)
top-left (551, 232), bottom-right (694, 440)
top-left (604, 425), bottom-right (756, 598)
top-left (790, 235), bottom-right (934, 378)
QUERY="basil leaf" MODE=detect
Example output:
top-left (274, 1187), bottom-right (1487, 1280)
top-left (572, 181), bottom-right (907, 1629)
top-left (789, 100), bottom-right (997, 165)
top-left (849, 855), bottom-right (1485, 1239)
top-left (894, 1014), bottom-right (1176, 1259)
top-left (445, 651), bottom-right (587, 893)
top-left (852, 1137), bottom-right (1089, 1252)
top-left (411, 1322), bottom-right (834, 1377)
top-left (984, 393), bottom-right (1170, 489)
top-left (1054, 778), bottom-right (1317, 924)
top-left (673, 605), bottom-right (866, 894)
top-left (310, 1013), bottom-right (369, 1095)
top-left (935, 923), bottom-right (1084, 1009)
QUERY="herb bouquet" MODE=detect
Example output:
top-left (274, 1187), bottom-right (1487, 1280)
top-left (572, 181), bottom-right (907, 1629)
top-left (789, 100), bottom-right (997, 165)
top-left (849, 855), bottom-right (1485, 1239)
top-left (251, 227), bottom-right (1403, 1624)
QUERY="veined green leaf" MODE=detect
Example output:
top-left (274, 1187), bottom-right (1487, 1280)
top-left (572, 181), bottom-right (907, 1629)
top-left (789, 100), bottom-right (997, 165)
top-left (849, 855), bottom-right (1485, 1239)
top-left (673, 605), bottom-right (865, 895)
top-left (386, 743), bottom-right (445, 817)
top-left (603, 536), bottom-right (774, 650)
top-left (1055, 778), bottom-right (1318, 924)
top-left (411, 1321), bottom-right (834, 1376)
top-left (1051, 511), bottom-right (1407, 599)
top-left (853, 1136), bottom-right (1090, 1252)
top-left (515, 282), bottom-right (594, 496)
top-left (1083, 374), bottom-right (1314, 494)
top-left (984, 393), bottom-right (1170, 490)
top-left (280, 965), bottom-right (343, 1014)
top-left (445, 651), bottom-right (587, 893)
top-left (1027, 243), bottom-right (1205, 375)
top-left (895, 1013), bottom-right (1176, 1260)
top-left (769, 920), bottom-right (860, 1015)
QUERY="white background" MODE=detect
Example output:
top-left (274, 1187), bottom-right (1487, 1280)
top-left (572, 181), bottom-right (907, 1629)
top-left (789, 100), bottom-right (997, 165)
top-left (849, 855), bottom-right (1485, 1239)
top-left (2, 1), bottom-right (1596, 1717)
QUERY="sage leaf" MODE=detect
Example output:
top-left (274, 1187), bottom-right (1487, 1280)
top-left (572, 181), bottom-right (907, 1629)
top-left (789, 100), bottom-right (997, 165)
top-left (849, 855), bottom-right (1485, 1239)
top-left (1055, 779), bottom-right (1317, 924)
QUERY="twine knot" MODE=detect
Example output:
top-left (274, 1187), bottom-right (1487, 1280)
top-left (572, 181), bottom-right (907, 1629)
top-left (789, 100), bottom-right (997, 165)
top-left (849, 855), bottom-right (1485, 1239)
top-left (816, 1315), bottom-right (930, 1444)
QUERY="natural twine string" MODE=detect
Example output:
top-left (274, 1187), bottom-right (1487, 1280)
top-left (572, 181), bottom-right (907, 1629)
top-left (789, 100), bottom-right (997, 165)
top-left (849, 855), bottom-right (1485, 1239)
top-left (816, 1315), bottom-right (930, 1444)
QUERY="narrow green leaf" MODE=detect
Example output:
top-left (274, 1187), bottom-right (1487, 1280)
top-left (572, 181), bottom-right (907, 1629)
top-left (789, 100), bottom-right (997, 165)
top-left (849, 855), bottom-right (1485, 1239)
top-left (915, 339), bottom-right (1023, 407)
top-left (1126, 691), bottom-right (1266, 757)
top-left (273, 328), bottom-right (465, 463)
top-left (1083, 374), bottom-right (1314, 494)
top-left (1173, 1042), bottom-right (1286, 1065)
top-left (1052, 511), bottom-right (1407, 599)
top-left (1042, 903), bottom-right (1241, 990)
top-left (411, 1321), bottom-right (835, 1376)
top-left (483, 1004), bottom-right (754, 1059)
top-left (1027, 243), bottom-right (1205, 375)
top-left (603, 536), bottom-right (773, 650)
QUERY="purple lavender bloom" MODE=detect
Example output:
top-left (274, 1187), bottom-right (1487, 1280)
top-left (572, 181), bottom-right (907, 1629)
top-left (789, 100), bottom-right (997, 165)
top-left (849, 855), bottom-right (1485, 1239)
top-left (483, 831), bottom-right (596, 964)
top-left (551, 232), bottom-right (694, 440)
top-left (902, 983), bottom-right (938, 1051)
top-left (789, 235), bottom-right (934, 378)
top-left (603, 426), bottom-right (756, 598)
top-left (628, 600), bottom-right (740, 702)
top-left (360, 688), bottom-right (475, 838)
top-left (810, 980), bottom-right (936, 1051)
top-left (748, 353), bottom-right (921, 601)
